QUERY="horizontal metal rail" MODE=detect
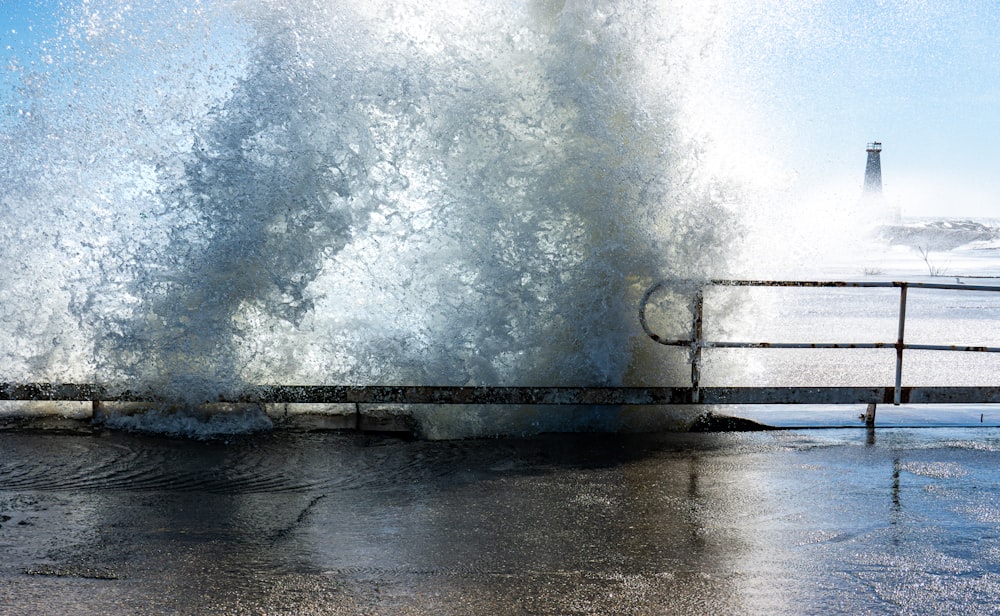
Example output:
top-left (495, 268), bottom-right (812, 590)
top-left (640, 279), bottom-right (1000, 407)
top-left (1, 280), bottom-right (998, 419)
top-left (5, 383), bottom-right (1000, 406)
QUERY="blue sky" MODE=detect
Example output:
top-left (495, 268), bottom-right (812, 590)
top-left (3, 1), bottom-right (1000, 218)
top-left (1, 1), bottom-right (60, 64)
top-left (2, 0), bottom-right (63, 122)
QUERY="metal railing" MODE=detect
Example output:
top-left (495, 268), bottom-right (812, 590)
top-left (640, 279), bottom-right (1000, 406)
top-left (2, 279), bottom-right (999, 424)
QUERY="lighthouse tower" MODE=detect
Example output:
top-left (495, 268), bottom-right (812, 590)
top-left (863, 141), bottom-right (882, 194)
top-left (861, 141), bottom-right (899, 223)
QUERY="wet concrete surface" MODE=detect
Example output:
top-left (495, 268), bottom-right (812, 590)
top-left (2, 428), bottom-right (1000, 614)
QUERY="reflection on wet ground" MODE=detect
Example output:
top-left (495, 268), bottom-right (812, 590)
top-left (2, 428), bottom-right (1000, 614)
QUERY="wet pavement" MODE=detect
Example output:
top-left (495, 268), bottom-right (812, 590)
top-left (2, 427), bottom-right (1000, 614)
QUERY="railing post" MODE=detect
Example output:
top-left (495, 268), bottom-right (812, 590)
top-left (690, 286), bottom-right (704, 404)
top-left (92, 399), bottom-right (103, 423)
top-left (894, 283), bottom-right (908, 405)
top-left (864, 402), bottom-right (877, 427)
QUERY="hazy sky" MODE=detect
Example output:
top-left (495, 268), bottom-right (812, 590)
top-left (3, 0), bottom-right (1000, 218)
top-left (727, 1), bottom-right (1000, 218)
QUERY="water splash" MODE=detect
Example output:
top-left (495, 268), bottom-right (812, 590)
top-left (1, 0), bottom-right (754, 434)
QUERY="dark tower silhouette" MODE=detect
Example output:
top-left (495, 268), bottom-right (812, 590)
top-left (864, 141), bottom-right (882, 194)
